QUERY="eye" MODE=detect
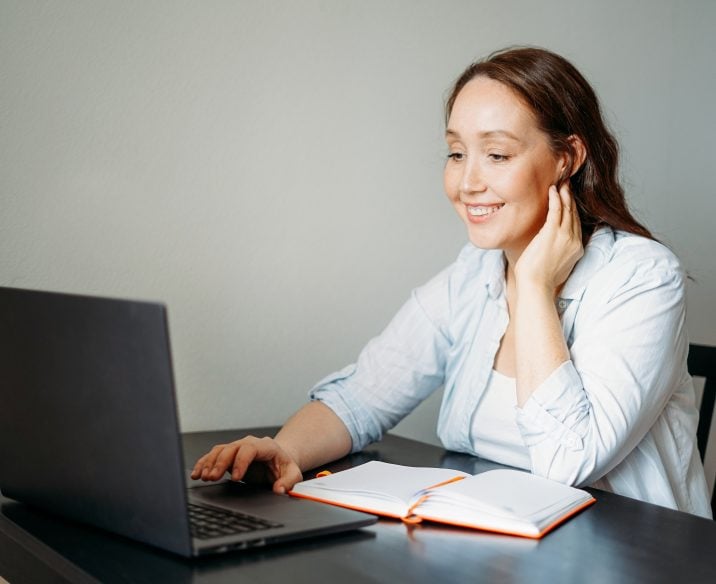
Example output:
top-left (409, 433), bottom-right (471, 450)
top-left (447, 152), bottom-right (465, 161)
top-left (488, 153), bottom-right (510, 162)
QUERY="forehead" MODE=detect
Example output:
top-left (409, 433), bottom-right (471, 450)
top-left (447, 77), bottom-right (539, 135)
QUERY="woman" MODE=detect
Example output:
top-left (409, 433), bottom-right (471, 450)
top-left (192, 47), bottom-right (712, 517)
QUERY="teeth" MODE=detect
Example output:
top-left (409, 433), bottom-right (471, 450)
top-left (467, 205), bottom-right (503, 216)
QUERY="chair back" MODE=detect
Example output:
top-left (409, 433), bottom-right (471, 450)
top-left (687, 343), bottom-right (716, 517)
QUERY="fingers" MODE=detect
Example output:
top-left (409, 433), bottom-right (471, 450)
top-left (190, 442), bottom-right (236, 481)
top-left (545, 185), bottom-right (562, 227)
top-left (554, 183), bottom-right (581, 238)
top-left (226, 440), bottom-right (262, 482)
top-left (272, 466), bottom-right (304, 495)
top-left (546, 184), bottom-right (575, 235)
top-left (558, 183), bottom-right (571, 229)
top-left (557, 183), bottom-right (584, 269)
top-left (241, 438), bottom-right (303, 493)
top-left (562, 183), bottom-right (582, 242)
top-left (190, 440), bottom-right (252, 482)
top-left (190, 436), bottom-right (302, 491)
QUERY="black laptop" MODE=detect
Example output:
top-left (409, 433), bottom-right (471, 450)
top-left (0, 286), bottom-right (376, 557)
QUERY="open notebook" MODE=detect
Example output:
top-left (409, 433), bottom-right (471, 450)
top-left (290, 461), bottom-right (595, 538)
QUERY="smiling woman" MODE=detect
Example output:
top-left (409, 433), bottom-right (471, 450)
top-left (192, 47), bottom-right (712, 519)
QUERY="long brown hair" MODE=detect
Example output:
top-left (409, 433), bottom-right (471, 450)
top-left (445, 47), bottom-right (653, 243)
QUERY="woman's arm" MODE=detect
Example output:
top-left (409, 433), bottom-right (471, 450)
top-left (274, 401), bottom-right (352, 474)
top-left (512, 184), bottom-right (583, 406)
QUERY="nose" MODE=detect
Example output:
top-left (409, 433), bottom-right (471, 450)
top-left (460, 159), bottom-right (487, 197)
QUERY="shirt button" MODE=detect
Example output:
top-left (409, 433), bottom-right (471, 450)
top-left (558, 300), bottom-right (568, 309)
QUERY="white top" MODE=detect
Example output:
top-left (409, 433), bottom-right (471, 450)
top-left (471, 369), bottom-right (531, 471)
top-left (312, 228), bottom-right (712, 517)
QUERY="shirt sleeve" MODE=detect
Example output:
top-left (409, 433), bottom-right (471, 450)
top-left (515, 242), bottom-right (689, 487)
top-left (309, 272), bottom-right (453, 452)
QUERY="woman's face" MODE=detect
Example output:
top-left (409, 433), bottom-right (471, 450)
top-left (444, 76), bottom-right (565, 258)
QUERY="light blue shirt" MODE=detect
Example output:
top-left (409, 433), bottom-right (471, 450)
top-left (310, 228), bottom-right (712, 517)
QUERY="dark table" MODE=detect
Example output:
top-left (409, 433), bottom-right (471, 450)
top-left (1, 427), bottom-right (715, 583)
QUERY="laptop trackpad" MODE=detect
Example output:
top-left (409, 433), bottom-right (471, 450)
top-left (189, 481), bottom-right (322, 523)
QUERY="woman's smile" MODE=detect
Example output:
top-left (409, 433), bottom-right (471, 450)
top-left (465, 203), bottom-right (505, 221)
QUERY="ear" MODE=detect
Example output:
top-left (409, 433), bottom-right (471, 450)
top-left (565, 135), bottom-right (587, 177)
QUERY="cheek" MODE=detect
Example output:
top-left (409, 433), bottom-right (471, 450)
top-left (501, 167), bottom-right (551, 205)
top-left (525, 190), bottom-right (551, 233)
top-left (443, 168), bottom-right (459, 199)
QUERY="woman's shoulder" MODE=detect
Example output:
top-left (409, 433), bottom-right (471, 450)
top-left (594, 229), bottom-right (684, 275)
top-left (576, 228), bottom-right (686, 298)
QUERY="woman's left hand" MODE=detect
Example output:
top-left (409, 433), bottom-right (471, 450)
top-left (514, 183), bottom-right (584, 293)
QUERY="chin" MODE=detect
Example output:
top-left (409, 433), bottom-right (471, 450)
top-left (466, 229), bottom-right (503, 251)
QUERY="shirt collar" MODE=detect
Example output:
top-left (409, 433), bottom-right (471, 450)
top-left (485, 251), bottom-right (507, 300)
top-left (464, 226), bottom-right (615, 301)
top-left (559, 227), bottom-right (615, 300)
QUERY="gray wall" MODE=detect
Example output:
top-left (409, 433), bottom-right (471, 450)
top-left (2, 1), bottom-right (715, 482)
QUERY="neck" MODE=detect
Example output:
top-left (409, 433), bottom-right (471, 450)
top-left (503, 246), bottom-right (522, 283)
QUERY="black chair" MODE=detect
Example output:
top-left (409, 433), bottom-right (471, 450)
top-left (687, 343), bottom-right (716, 516)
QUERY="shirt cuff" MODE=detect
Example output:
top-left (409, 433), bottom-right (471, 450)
top-left (309, 364), bottom-right (374, 453)
top-left (515, 361), bottom-right (589, 451)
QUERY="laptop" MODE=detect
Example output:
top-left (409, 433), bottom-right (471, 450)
top-left (0, 286), bottom-right (376, 557)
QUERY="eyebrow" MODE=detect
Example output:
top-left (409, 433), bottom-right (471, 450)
top-left (445, 129), bottom-right (521, 141)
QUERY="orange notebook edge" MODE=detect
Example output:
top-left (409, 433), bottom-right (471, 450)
top-left (536, 495), bottom-right (597, 537)
top-left (414, 495), bottom-right (596, 539)
top-left (422, 474), bottom-right (467, 491)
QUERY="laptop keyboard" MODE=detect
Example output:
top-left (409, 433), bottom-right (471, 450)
top-left (188, 503), bottom-right (284, 540)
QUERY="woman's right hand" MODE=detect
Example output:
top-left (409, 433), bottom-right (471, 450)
top-left (190, 435), bottom-right (304, 494)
